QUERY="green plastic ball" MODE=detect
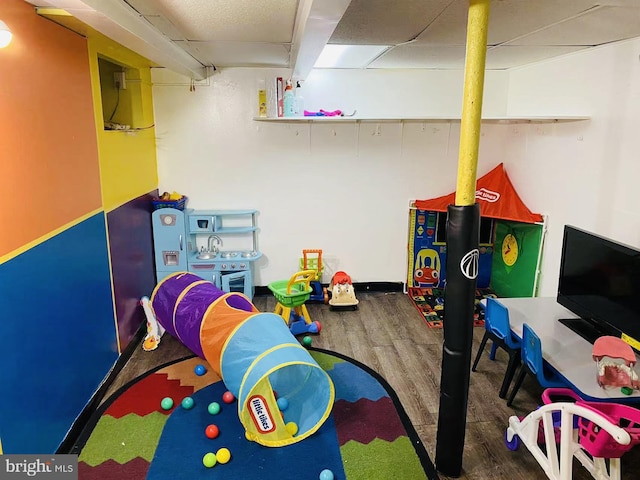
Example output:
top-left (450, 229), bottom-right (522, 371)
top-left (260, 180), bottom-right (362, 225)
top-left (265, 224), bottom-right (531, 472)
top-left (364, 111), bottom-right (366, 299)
top-left (160, 397), bottom-right (174, 410)
top-left (208, 402), bottom-right (221, 415)
top-left (302, 336), bottom-right (312, 347)
top-left (202, 452), bottom-right (217, 468)
top-left (181, 396), bottom-right (195, 409)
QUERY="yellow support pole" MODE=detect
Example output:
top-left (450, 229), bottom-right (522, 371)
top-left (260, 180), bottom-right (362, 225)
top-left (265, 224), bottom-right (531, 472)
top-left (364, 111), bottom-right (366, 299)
top-left (435, 1), bottom-right (490, 477)
top-left (455, 0), bottom-right (490, 206)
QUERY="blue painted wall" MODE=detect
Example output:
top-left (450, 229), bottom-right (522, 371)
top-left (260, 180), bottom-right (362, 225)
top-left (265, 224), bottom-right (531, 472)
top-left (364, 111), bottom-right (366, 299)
top-left (0, 213), bottom-right (118, 453)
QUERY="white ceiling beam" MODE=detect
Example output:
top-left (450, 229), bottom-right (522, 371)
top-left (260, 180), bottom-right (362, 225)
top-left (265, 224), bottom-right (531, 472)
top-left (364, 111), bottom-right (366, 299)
top-left (291, 0), bottom-right (351, 82)
top-left (28, 0), bottom-right (207, 80)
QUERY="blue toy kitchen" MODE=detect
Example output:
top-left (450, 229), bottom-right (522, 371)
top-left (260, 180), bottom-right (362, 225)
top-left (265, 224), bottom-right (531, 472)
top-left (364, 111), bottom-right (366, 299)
top-left (151, 208), bottom-right (262, 300)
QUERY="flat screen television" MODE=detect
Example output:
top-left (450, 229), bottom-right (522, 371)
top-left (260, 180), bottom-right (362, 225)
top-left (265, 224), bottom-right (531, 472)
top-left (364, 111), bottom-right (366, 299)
top-left (557, 225), bottom-right (640, 347)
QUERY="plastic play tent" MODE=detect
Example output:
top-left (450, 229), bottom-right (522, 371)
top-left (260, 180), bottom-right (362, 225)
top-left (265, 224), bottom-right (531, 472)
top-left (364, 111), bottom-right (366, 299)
top-left (408, 163), bottom-right (545, 297)
top-left (150, 272), bottom-right (335, 447)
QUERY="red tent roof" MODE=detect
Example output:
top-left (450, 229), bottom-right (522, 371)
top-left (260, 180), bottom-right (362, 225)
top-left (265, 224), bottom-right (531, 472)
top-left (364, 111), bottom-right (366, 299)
top-left (414, 163), bottom-right (543, 224)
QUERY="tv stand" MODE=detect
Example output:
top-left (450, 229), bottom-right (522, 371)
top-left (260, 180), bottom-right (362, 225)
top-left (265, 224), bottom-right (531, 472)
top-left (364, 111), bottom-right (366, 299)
top-left (558, 317), bottom-right (613, 345)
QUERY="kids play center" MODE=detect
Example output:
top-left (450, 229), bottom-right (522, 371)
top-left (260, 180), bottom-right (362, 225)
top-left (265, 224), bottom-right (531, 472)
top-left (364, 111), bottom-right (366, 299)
top-left (3, 1), bottom-right (640, 479)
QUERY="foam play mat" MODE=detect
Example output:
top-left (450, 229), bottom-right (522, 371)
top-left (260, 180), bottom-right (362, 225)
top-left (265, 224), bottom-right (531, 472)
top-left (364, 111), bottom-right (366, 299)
top-left (73, 349), bottom-right (438, 480)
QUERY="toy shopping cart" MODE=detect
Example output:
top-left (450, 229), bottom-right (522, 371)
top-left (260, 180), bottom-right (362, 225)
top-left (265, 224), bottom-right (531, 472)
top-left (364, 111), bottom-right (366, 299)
top-left (505, 388), bottom-right (640, 480)
top-left (268, 270), bottom-right (322, 335)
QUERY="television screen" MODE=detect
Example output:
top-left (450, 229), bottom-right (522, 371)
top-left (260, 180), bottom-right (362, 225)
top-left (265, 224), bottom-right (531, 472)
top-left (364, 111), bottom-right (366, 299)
top-left (557, 225), bottom-right (640, 343)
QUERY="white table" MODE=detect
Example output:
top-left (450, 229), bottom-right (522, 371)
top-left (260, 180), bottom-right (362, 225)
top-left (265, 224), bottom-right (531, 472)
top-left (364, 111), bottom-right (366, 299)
top-left (498, 296), bottom-right (640, 403)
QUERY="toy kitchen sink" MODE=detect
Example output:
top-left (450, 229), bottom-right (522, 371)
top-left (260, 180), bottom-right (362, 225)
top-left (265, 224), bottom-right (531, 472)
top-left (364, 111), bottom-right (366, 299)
top-left (152, 208), bottom-right (262, 300)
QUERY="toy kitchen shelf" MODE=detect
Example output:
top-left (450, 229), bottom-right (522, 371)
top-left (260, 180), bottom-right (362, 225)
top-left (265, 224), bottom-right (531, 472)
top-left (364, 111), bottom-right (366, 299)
top-left (152, 208), bottom-right (261, 300)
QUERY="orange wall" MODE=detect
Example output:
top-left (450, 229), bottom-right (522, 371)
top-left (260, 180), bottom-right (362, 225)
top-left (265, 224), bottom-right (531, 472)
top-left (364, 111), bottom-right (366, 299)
top-left (0, 0), bottom-right (101, 258)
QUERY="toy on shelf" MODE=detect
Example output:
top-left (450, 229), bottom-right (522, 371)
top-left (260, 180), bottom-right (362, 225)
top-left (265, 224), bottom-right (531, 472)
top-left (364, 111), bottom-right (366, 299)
top-left (269, 270), bottom-right (322, 335)
top-left (505, 387), bottom-right (640, 480)
top-left (141, 296), bottom-right (165, 351)
top-left (328, 271), bottom-right (359, 310)
top-left (592, 336), bottom-right (640, 391)
top-left (299, 249), bottom-right (329, 304)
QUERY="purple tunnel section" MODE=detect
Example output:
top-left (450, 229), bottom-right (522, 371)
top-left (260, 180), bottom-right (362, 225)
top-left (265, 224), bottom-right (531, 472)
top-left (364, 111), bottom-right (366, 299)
top-left (152, 272), bottom-right (254, 358)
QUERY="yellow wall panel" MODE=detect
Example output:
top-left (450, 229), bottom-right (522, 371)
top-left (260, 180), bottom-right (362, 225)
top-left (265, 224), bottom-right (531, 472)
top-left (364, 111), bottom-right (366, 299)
top-left (87, 31), bottom-right (158, 212)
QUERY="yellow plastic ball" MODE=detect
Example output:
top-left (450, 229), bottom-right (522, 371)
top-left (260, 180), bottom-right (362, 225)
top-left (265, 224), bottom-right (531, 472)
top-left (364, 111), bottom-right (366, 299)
top-left (285, 421), bottom-right (298, 436)
top-left (216, 447), bottom-right (231, 464)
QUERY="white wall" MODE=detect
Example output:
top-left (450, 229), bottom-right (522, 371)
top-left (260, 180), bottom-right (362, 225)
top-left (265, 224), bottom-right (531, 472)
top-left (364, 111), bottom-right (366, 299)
top-left (504, 37), bottom-right (640, 296)
top-left (152, 67), bottom-right (511, 286)
top-left (153, 37), bottom-right (639, 291)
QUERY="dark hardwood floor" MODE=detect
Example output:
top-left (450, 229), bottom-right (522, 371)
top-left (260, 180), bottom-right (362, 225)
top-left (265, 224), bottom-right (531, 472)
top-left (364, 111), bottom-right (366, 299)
top-left (102, 292), bottom-right (640, 479)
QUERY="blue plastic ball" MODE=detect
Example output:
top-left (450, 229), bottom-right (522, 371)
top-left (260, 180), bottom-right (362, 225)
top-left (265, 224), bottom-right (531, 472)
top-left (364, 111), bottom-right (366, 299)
top-left (194, 364), bottom-right (207, 376)
top-left (319, 469), bottom-right (334, 480)
top-left (277, 397), bottom-right (289, 411)
top-left (181, 396), bottom-right (195, 409)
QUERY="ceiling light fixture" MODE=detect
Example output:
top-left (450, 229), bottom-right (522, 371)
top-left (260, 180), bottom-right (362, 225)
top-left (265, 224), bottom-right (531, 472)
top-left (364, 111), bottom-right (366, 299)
top-left (0, 20), bottom-right (12, 48)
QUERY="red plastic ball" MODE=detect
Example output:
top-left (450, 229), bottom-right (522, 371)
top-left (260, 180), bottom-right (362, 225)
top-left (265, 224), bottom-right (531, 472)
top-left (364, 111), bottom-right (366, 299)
top-left (222, 391), bottom-right (235, 404)
top-left (205, 424), bottom-right (219, 439)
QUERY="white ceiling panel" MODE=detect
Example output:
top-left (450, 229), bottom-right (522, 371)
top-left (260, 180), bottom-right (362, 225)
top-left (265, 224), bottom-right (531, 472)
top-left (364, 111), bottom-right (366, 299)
top-left (152, 0), bottom-right (298, 43)
top-left (27, 0), bottom-right (640, 77)
top-left (413, 0), bottom-right (598, 46)
top-left (329, 0), bottom-right (451, 45)
top-left (508, 6), bottom-right (640, 46)
top-left (176, 40), bottom-right (291, 67)
top-left (485, 45), bottom-right (589, 69)
top-left (368, 45), bottom-right (467, 70)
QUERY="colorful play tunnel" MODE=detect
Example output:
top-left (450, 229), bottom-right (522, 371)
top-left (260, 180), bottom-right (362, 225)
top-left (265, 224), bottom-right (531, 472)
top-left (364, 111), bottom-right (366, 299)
top-left (150, 272), bottom-right (335, 447)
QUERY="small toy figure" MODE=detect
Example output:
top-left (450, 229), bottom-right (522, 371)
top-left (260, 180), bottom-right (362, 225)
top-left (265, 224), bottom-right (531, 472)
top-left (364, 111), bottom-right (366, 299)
top-left (592, 336), bottom-right (640, 390)
top-left (141, 296), bottom-right (165, 351)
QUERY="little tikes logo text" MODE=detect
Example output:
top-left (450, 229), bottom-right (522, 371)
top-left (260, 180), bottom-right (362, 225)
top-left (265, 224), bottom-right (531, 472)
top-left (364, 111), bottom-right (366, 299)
top-left (248, 395), bottom-right (276, 433)
top-left (475, 188), bottom-right (500, 203)
top-left (2, 455), bottom-right (77, 479)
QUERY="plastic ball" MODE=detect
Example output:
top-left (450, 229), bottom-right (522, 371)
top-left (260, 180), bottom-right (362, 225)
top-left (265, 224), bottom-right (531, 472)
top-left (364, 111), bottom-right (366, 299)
top-left (222, 391), bottom-right (235, 404)
top-left (181, 396), bottom-right (195, 409)
top-left (160, 397), bottom-right (174, 410)
top-left (319, 469), bottom-right (334, 480)
top-left (208, 402), bottom-right (221, 415)
top-left (202, 452), bottom-right (217, 468)
top-left (302, 335), bottom-right (313, 347)
top-left (216, 447), bottom-right (231, 464)
top-left (205, 424), bottom-right (219, 439)
top-left (285, 422), bottom-right (298, 436)
top-left (194, 364), bottom-right (207, 376)
top-left (276, 397), bottom-right (289, 411)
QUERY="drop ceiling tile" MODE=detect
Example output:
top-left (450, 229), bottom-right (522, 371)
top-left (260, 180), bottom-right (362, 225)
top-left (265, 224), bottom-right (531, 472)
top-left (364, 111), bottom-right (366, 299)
top-left (175, 40), bottom-right (291, 67)
top-left (154, 0), bottom-right (298, 43)
top-left (485, 45), bottom-right (589, 69)
top-left (413, 0), bottom-right (598, 46)
top-left (314, 45), bottom-right (391, 68)
top-left (508, 6), bottom-right (640, 46)
top-left (367, 45), bottom-right (467, 69)
top-left (329, 0), bottom-right (451, 45)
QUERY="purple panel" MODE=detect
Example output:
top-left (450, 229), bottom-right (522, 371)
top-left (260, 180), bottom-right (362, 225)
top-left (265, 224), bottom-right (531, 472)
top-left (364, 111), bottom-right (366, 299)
top-left (107, 190), bottom-right (158, 350)
top-left (173, 282), bottom-right (224, 357)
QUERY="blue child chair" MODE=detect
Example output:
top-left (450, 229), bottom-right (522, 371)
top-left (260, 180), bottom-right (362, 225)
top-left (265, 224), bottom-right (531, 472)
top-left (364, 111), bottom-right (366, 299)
top-left (472, 297), bottom-right (522, 398)
top-left (506, 323), bottom-right (568, 407)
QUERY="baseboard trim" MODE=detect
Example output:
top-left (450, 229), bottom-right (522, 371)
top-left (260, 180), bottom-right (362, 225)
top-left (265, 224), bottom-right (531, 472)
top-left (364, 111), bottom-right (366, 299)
top-left (56, 323), bottom-right (147, 454)
top-left (254, 281), bottom-right (404, 297)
